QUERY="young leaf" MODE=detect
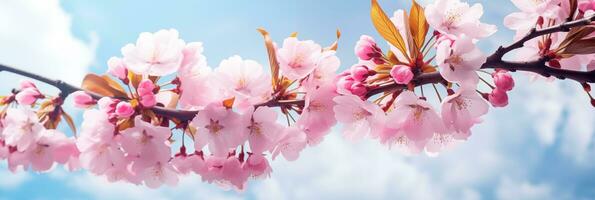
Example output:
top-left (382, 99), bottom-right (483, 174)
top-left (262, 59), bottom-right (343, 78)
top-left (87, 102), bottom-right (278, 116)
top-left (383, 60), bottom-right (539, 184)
top-left (82, 74), bottom-right (128, 98)
top-left (409, 0), bottom-right (429, 50)
top-left (371, 0), bottom-right (409, 61)
top-left (257, 28), bottom-right (280, 90)
top-left (561, 38), bottom-right (595, 55)
top-left (62, 110), bottom-right (77, 137)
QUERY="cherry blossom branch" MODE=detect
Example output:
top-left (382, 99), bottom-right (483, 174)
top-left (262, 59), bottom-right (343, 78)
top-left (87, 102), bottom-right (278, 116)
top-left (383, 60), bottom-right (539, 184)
top-left (366, 15), bottom-right (595, 98)
top-left (0, 63), bottom-right (304, 121)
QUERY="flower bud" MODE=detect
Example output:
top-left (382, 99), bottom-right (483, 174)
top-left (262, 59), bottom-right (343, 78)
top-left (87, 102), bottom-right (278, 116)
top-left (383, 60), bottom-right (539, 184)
top-left (71, 91), bottom-right (96, 108)
top-left (115, 101), bottom-right (134, 118)
top-left (488, 88), bottom-right (509, 107)
top-left (19, 80), bottom-right (36, 90)
top-left (492, 71), bottom-right (515, 91)
top-left (138, 79), bottom-right (155, 96)
top-left (140, 94), bottom-right (157, 108)
top-left (390, 65), bottom-right (414, 84)
top-left (350, 82), bottom-right (367, 96)
top-left (337, 76), bottom-right (355, 91)
top-left (15, 88), bottom-right (42, 105)
top-left (350, 65), bottom-right (370, 82)
top-left (354, 35), bottom-right (382, 61)
top-left (107, 57), bottom-right (128, 81)
top-left (98, 97), bottom-right (118, 113)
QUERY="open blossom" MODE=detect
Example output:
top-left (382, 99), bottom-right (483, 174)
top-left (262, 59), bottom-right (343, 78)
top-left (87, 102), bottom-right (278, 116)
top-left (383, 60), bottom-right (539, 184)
top-left (297, 85), bottom-right (337, 144)
top-left (120, 116), bottom-right (172, 172)
top-left (272, 126), bottom-right (307, 161)
top-left (436, 34), bottom-right (486, 85)
top-left (122, 29), bottom-right (185, 76)
top-left (214, 56), bottom-right (271, 109)
top-left (384, 91), bottom-right (446, 151)
top-left (172, 153), bottom-right (206, 175)
top-left (18, 129), bottom-right (78, 172)
top-left (390, 65), bottom-right (414, 84)
top-left (2, 108), bottom-right (43, 151)
top-left (504, 0), bottom-right (562, 36)
top-left (441, 87), bottom-right (489, 139)
top-left (178, 42), bottom-right (216, 110)
top-left (333, 95), bottom-right (385, 140)
top-left (277, 37), bottom-right (323, 80)
top-left (425, 0), bottom-right (496, 39)
top-left (243, 107), bottom-right (282, 154)
top-left (191, 103), bottom-right (244, 157)
top-left (302, 51), bottom-right (341, 90)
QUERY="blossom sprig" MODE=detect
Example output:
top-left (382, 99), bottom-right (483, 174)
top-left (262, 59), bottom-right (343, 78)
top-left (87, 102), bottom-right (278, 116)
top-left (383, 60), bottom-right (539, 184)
top-left (334, 0), bottom-right (594, 154)
top-left (0, 28), bottom-right (340, 189)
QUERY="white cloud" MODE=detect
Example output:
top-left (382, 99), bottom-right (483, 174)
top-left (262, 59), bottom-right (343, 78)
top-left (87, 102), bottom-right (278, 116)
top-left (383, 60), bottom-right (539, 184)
top-left (0, 0), bottom-right (96, 90)
top-left (496, 177), bottom-right (555, 200)
top-left (0, 170), bottom-right (30, 189)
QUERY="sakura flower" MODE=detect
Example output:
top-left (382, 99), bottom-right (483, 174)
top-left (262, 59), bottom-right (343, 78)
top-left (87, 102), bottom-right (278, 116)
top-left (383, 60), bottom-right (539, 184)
top-left (172, 153), bottom-right (206, 175)
top-left (107, 57), bottom-right (128, 81)
top-left (177, 52), bottom-right (216, 110)
top-left (277, 37), bottom-right (323, 80)
top-left (141, 161), bottom-right (179, 188)
top-left (385, 91), bottom-right (446, 150)
top-left (121, 29), bottom-right (185, 76)
top-left (297, 85), bottom-right (337, 144)
top-left (333, 95), bottom-right (385, 140)
top-left (504, 0), bottom-right (562, 36)
top-left (190, 103), bottom-right (244, 157)
top-left (302, 51), bottom-right (341, 90)
top-left (21, 129), bottom-right (78, 172)
top-left (71, 91), bottom-right (96, 108)
top-left (2, 108), bottom-right (42, 151)
top-left (120, 116), bottom-right (171, 171)
top-left (436, 34), bottom-right (486, 85)
top-left (214, 56), bottom-right (271, 110)
top-left (243, 154), bottom-right (271, 178)
top-left (425, 0), bottom-right (497, 39)
top-left (243, 107), bottom-right (282, 154)
top-left (220, 157), bottom-right (250, 190)
top-left (97, 97), bottom-right (118, 114)
top-left (441, 86), bottom-right (489, 139)
top-left (77, 109), bottom-right (126, 175)
top-left (272, 126), bottom-right (307, 161)
top-left (390, 65), bottom-right (414, 84)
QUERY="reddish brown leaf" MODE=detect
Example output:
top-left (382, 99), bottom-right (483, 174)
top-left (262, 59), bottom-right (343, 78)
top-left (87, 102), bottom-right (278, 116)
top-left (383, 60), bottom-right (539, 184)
top-left (371, 0), bottom-right (409, 61)
top-left (82, 74), bottom-right (128, 98)
top-left (62, 110), bottom-right (77, 137)
top-left (562, 38), bottom-right (595, 55)
top-left (257, 28), bottom-right (281, 91)
top-left (409, 0), bottom-right (429, 50)
top-left (324, 29), bottom-right (342, 51)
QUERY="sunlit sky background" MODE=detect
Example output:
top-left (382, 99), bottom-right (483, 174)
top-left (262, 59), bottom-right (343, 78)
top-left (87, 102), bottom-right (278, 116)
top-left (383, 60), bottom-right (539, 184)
top-left (0, 0), bottom-right (594, 199)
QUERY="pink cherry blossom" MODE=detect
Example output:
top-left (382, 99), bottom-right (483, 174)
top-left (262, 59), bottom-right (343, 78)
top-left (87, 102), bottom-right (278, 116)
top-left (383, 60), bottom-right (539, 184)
top-left (425, 0), bottom-right (497, 39)
top-left (355, 35), bottom-right (383, 63)
top-left (190, 103), bottom-right (244, 157)
top-left (15, 87), bottom-right (42, 105)
top-left (121, 29), bottom-right (185, 76)
top-left (272, 126), bottom-right (307, 161)
top-left (243, 154), bottom-right (271, 178)
top-left (277, 37), bottom-right (323, 80)
top-left (71, 91), bottom-right (96, 108)
top-left (390, 65), bottom-right (414, 85)
top-left (243, 107), bottom-right (282, 154)
top-left (115, 102), bottom-right (134, 118)
top-left (214, 56), bottom-right (271, 110)
top-left (302, 51), bottom-right (341, 90)
top-left (493, 70), bottom-right (515, 91)
top-left (2, 108), bottom-right (42, 151)
top-left (172, 153), bottom-right (206, 175)
top-left (333, 95), bottom-right (385, 140)
top-left (120, 117), bottom-right (171, 171)
top-left (436, 34), bottom-right (486, 85)
top-left (21, 129), bottom-right (77, 172)
top-left (220, 157), bottom-right (250, 190)
top-left (141, 161), bottom-right (179, 188)
top-left (107, 57), bottom-right (128, 80)
top-left (97, 97), bottom-right (118, 114)
top-left (441, 87), bottom-right (489, 139)
top-left (488, 88), bottom-right (509, 107)
top-left (297, 85), bottom-right (337, 144)
top-left (504, 0), bottom-right (562, 36)
top-left (385, 91), bottom-right (446, 151)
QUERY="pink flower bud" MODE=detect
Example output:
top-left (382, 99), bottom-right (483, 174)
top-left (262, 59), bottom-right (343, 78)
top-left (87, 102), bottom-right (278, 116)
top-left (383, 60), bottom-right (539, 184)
top-left (337, 76), bottom-right (355, 91)
top-left (578, 0), bottom-right (595, 12)
top-left (390, 65), bottom-right (414, 84)
top-left (71, 91), bottom-right (96, 108)
top-left (140, 94), bottom-right (157, 108)
top-left (137, 79), bottom-right (155, 96)
top-left (115, 102), bottom-right (134, 118)
top-left (19, 80), bottom-right (36, 90)
top-left (492, 71), bottom-right (514, 91)
top-left (351, 65), bottom-right (370, 82)
top-left (107, 57), bottom-right (128, 81)
top-left (488, 88), bottom-right (508, 107)
top-left (355, 35), bottom-right (382, 61)
top-left (350, 82), bottom-right (367, 96)
top-left (15, 88), bottom-right (41, 105)
top-left (98, 97), bottom-right (118, 113)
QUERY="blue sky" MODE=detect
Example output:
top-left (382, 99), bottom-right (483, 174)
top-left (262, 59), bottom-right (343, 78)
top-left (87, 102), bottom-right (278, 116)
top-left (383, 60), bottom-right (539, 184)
top-left (0, 0), bottom-right (594, 199)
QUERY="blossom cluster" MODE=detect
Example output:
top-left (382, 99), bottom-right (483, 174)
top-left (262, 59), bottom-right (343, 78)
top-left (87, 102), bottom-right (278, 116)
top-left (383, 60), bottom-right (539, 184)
top-left (0, 0), bottom-right (593, 190)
